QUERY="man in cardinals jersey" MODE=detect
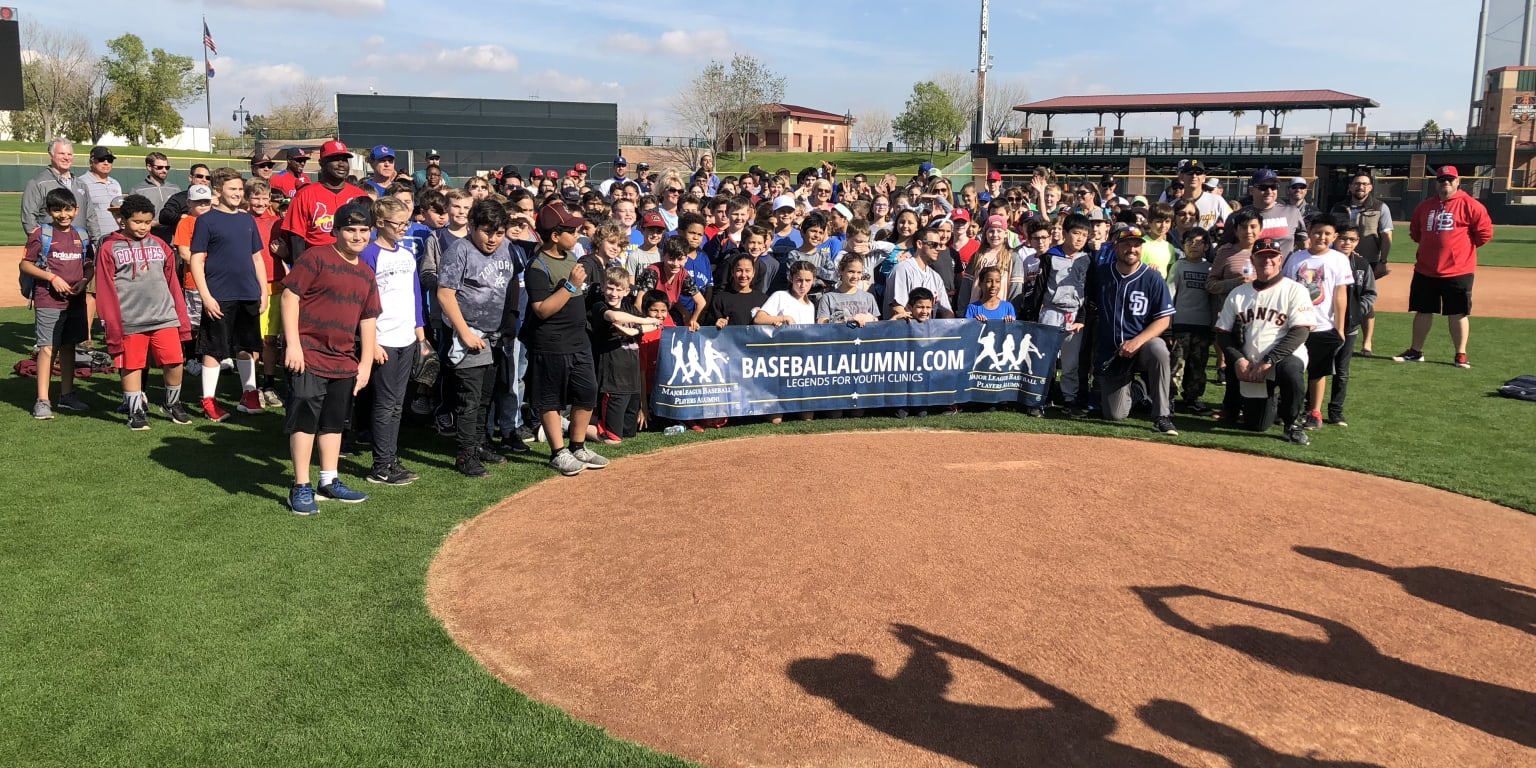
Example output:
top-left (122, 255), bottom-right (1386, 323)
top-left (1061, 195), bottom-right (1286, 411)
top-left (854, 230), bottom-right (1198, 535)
top-left (1395, 166), bottom-right (1493, 368)
top-left (1216, 237), bottom-right (1315, 445)
top-left (281, 140), bottom-right (367, 260)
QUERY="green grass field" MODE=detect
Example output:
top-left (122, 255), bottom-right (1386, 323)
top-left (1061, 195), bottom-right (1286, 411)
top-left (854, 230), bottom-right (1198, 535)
top-left (2, 305), bottom-right (1533, 766)
top-left (714, 150), bottom-right (957, 182)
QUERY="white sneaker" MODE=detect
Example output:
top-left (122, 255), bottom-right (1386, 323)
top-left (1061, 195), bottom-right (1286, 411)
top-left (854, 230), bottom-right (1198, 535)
top-left (569, 446), bottom-right (609, 469)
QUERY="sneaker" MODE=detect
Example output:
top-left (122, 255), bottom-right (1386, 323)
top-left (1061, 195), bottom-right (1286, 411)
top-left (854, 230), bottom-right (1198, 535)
top-left (1024, 406), bottom-right (1045, 418)
top-left (163, 401), bottom-right (192, 425)
top-left (456, 453), bottom-right (490, 478)
top-left (434, 412), bottom-right (457, 436)
top-left (366, 463), bottom-right (419, 486)
top-left (1213, 368), bottom-right (1227, 385)
top-left (408, 395), bottom-right (432, 417)
top-left (202, 397), bottom-right (231, 422)
top-left (55, 392), bottom-right (89, 412)
top-left (1392, 349), bottom-right (1424, 363)
top-left (893, 408), bottom-right (910, 419)
top-left (116, 400), bottom-right (129, 415)
top-left (1358, 348), bottom-right (1374, 357)
top-left (1067, 403), bottom-right (1088, 418)
top-left (127, 407), bottom-right (150, 431)
top-left (476, 446), bottom-right (509, 465)
top-left (1325, 413), bottom-right (1348, 427)
top-left (237, 389), bottom-right (264, 414)
top-left (1454, 353), bottom-right (1471, 369)
top-left (500, 433), bottom-right (532, 454)
top-left (514, 424), bottom-right (538, 442)
top-left (317, 479), bottom-right (368, 503)
top-left (1303, 410), bottom-right (1323, 431)
top-left (289, 484), bottom-right (319, 516)
top-left (220, 357), bottom-right (235, 372)
top-left (1183, 401), bottom-right (1214, 416)
top-left (570, 445), bottom-right (610, 469)
top-left (32, 399), bottom-right (53, 420)
top-left (1284, 424), bottom-right (1311, 446)
top-left (548, 448), bottom-right (586, 476)
top-left (259, 388), bottom-right (285, 409)
top-left (1152, 416), bottom-right (1179, 436)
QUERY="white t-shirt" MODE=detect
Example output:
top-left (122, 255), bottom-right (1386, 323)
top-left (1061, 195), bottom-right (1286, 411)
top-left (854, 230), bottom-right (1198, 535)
top-left (1192, 192), bottom-right (1232, 230)
top-left (1217, 278), bottom-right (1316, 398)
top-left (1281, 249), bottom-right (1354, 333)
top-left (758, 291), bottom-right (816, 325)
top-left (370, 242), bottom-right (421, 348)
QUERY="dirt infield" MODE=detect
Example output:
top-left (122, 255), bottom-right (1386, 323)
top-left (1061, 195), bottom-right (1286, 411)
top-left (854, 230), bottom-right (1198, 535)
top-left (5, 245), bottom-right (1534, 319)
top-left (429, 432), bottom-right (1536, 768)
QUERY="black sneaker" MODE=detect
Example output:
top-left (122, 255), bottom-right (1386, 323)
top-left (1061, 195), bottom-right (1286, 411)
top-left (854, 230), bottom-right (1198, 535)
top-left (514, 424), bottom-right (538, 442)
top-left (1284, 424), bottom-right (1311, 445)
top-left (1024, 406), bottom-right (1045, 418)
top-left (455, 453), bottom-right (490, 478)
top-left (1152, 416), bottom-right (1179, 436)
top-left (127, 407), bottom-right (150, 431)
top-left (476, 446), bottom-right (509, 465)
top-left (1303, 410), bottom-right (1323, 431)
top-left (366, 463), bottom-right (419, 486)
top-left (1325, 413), bottom-right (1348, 427)
top-left (1392, 348), bottom-right (1425, 363)
top-left (1182, 401), bottom-right (1214, 416)
top-left (162, 401), bottom-right (192, 425)
top-left (500, 433), bottom-right (532, 454)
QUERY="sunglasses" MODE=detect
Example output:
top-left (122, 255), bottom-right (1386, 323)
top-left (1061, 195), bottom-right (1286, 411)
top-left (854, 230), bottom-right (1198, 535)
top-left (1254, 185), bottom-right (1277, 192)
top-left (151, 164), bottom-right (170, 171)
top-left (921, 240), bottom-right (942, 247)
top-left (1290, 185), bottom-right (1307, 190)
top-left (191, 174), bottom-right (210, 181)
top-left (666, 188), bottom-right (682, 194)
top-left (292, 158), bottom-right (310, 164)
top-left (255, 162), bottom-right (276, 170)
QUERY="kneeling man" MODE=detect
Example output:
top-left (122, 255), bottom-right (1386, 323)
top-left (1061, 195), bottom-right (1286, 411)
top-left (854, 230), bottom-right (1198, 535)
top-left (1215, 236), bottom-right (1315, 444)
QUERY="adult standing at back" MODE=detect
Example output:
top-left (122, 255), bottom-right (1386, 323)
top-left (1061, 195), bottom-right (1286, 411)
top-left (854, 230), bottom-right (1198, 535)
top-left (697, 152), bottom-right (720, 196)
top-left (132, 152), bottom-right (179, 225)
top-left (1394, 166), bottom-right (1492, 368)
top-left (156, 164), bottom-right (212, 243)
top-left (281, 141), bottom-right (368, 259)
top-left (79, 146), bottom-right (122, 245)
top-left (1239, 169), bottom-right (1306, 256)
top-left (1174, 159), bottom-right (1231, 231)
top-left (411, 149), bottom-right (452, 191)
top-left (21, 138), bottom-right (88, 234)
top-left (270, 148), bottom-right (311, 200)
top-left (1329, 173), bottom-right (1393, 355)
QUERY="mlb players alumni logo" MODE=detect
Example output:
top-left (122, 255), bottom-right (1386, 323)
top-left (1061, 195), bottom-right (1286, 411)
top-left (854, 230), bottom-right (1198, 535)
top-left (652, 320), bottom-right (1067, 419)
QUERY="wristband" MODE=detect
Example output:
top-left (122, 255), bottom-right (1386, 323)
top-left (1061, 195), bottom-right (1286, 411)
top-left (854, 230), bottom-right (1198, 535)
top-left (563, 280), bottom-right (580, 295)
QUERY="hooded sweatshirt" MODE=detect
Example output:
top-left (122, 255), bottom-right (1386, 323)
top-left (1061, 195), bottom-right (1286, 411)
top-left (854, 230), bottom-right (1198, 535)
top-left (1408, 189), bottom-right (1493, 278)
top-left (93, 230), bottom-right (192, 354)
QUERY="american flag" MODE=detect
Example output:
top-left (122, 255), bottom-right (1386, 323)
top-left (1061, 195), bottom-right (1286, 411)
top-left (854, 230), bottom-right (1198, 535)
top-left (202, 21), bottom-right (217, 55)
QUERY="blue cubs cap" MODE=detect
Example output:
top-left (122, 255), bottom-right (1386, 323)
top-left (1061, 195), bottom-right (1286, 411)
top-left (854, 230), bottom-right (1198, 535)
top-left (369, 145), bottom-right (395, 162)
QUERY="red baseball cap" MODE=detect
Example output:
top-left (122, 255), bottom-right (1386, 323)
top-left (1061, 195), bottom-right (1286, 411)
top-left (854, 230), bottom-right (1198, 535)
top-left (567, 169), bottom-right (579, 178)
top-left (532, 168), bottom-right (544, 178)
top-left (987, 170), bottom-right (1002, 181)
top-left (318, 140), bottom-right (351, 160)
top-left (1437, 165), bottom-right (1459, 179)
top-left (950, 209), bottom-right (971, 223)
top-left (574, 163), bottom-right (588, 172)
top-left (640, 211), bottom-right (667, 230)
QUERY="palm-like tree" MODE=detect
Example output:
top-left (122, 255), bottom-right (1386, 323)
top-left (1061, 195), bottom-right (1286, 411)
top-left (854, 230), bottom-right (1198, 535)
top-left (1230, 109), bottom-right (1245, 137)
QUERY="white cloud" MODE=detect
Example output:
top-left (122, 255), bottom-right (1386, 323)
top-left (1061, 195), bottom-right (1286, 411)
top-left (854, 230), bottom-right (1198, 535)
top-left (219, 0), bottom-right (386, 16)
top-left (361, 35), bottom-right (386, 50)
top-left (603, 29), bottom-right (732, 60)
top-left (521, 69), bottom-right (624, 102)
top-left (360, 44), bottom-right (518, 73)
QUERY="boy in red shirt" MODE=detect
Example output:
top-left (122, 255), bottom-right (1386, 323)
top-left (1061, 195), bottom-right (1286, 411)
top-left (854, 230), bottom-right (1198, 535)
top-left (20, 189), bottom-right (92, 419)
top-left (94, 194), bottom-right (194, 429)
top-left (247, 178), bottom-right (287, 406)
top-left (280, 202), bottom-right (380, 515)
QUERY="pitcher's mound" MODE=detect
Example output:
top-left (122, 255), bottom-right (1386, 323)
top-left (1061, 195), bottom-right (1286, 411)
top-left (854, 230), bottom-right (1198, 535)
top-left (428, 432), bottom-right (1536, 767)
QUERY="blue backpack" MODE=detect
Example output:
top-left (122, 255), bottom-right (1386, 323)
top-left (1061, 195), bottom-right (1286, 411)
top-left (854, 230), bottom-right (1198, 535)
top-left (19, 224), bottom-right (89, 307)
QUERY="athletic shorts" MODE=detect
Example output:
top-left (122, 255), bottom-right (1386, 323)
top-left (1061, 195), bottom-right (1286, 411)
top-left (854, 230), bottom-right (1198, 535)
top-left (285, 371), bottom-right (354, 435)
top-left (198, 299), bottom-right (263, 359)
top-left (1408, 272), bottom-right (1473, 316)
top-left (34, 304), bottom-right (87, 349)
top-left (260, 285), bottom-right (282, 338)
top-left (528, 349), bottom-right (599, 413)
top-left (1304, 329), bottom-right (1345, 379)
top-left (115, 327), bottom-right (185, 371)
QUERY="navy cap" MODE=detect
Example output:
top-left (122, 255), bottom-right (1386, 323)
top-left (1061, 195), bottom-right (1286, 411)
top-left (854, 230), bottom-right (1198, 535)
top-left (918, 161), bottom-right (935, 173)
top-left (1252, 237), bottom-right (1284, 256)
top-left (369, 145), bottom-right (395, 162)
top-left (1250, 168), bottom-right (1279, 186)
top-left (614, 156), bottom-right (628, 166)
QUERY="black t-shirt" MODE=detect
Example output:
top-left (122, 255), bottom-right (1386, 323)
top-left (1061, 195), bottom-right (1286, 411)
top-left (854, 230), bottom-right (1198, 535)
top-left (587, 296), bottom-right (643, 393)
top-left (522, 251), bottom-right (589, 354)
top-left (707, 289), bottom-right (768, 327)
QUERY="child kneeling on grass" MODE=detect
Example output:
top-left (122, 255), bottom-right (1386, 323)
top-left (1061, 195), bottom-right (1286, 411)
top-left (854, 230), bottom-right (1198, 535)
top-left (21, 188), bottom-right (92, 420)
top-left (280, 202), bottom-right (380, 515)
top-left (95, 194), bottom-right (194, 430)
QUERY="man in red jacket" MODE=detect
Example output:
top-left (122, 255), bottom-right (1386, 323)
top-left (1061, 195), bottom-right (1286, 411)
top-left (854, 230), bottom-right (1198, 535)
top-left (1395, 166), bottom-right (1493, 368)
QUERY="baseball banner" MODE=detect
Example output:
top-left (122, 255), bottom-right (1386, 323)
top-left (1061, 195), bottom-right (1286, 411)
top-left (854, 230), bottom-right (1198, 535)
top-left (651, 319), bottom-right (1066, 419)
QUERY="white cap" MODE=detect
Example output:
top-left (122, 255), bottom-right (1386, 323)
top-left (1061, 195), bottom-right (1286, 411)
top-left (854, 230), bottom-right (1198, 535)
top-left (1290, 176), bottom-right (1308, 187)
top-left (188, 184), bottom-right (213, 201)
top-left (772, 194), bottom-right (797, 211)
top-left (1202, 178), bottom-right (1220, 191)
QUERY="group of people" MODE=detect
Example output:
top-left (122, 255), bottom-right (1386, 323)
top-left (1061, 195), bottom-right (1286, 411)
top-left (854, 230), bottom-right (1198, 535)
top-left (17, 137), bottom-right (1493, 514)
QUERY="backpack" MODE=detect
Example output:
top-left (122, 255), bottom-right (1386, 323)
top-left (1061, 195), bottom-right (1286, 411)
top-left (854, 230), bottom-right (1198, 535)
top-left (19, 224), bottom-right (89, 308)
top-left (1497, 375), bottom-right (1536, 403)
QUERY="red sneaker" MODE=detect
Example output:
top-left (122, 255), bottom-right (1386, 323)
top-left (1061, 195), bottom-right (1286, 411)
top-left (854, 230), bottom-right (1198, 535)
top-left (1453, 353), bottom-right (1471, 369)
top-left (237, 389), bottom-right (264, 414)
top-left (202, 397), bottom-right (231, 422)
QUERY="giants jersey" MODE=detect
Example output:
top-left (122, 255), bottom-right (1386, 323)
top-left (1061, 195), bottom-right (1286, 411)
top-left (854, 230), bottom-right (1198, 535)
top-left (1216, 278), bottom-right (1315, 366)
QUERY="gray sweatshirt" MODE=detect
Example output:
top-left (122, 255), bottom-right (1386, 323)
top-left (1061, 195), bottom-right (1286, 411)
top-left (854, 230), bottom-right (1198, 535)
top-left (1167, 259), bottom-right (1214, 330)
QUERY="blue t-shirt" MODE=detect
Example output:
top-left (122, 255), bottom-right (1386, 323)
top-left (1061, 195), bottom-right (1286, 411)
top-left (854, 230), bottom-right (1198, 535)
top-left (772, 230), bottom-right (803, 251)
top-left (190, 208), bottom-right (264, 301)
top-left (965, 301), bottom-right (1014, 320)
top-left (400, 222), bottom-right (433, 262)
top-left (1092, 261), bottom-right (1174, 365)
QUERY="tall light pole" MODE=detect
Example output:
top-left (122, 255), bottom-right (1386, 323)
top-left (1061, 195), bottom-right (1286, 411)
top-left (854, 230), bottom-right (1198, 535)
top-left (1470, 0), bottom-right (1489, 132)
top-left (232, 96), bottom-right (252, 156)
top-left (973, 0), bottom-right (989, 147)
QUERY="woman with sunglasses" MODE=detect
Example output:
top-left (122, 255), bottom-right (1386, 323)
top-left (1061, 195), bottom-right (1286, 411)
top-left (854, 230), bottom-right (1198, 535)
top-left (463, 177), bottom-right (490, 201)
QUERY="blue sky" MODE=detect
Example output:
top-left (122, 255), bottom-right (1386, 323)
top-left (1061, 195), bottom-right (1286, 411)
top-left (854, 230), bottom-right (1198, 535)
top-left (29, 0), bottom-right (1500, 140)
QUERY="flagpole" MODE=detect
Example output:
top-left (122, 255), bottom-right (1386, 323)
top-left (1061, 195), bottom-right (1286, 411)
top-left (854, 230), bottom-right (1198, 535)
top-left (203, 15), bottom-right (211, 148)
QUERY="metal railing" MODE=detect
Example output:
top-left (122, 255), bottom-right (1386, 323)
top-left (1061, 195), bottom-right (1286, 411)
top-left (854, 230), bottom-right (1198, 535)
top-left (991, 132), bottom-right (1500, 157)
top-left (618, 135), bottom-right (712, 148)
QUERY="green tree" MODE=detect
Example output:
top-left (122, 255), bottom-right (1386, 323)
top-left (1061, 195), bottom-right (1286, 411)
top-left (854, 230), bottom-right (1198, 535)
top-left (1423, 118), bottom-right (1441, 134)
top-left (892, 81), bottom-right (966, 154)
top-left (102, 34), bottom-right (203, 145)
